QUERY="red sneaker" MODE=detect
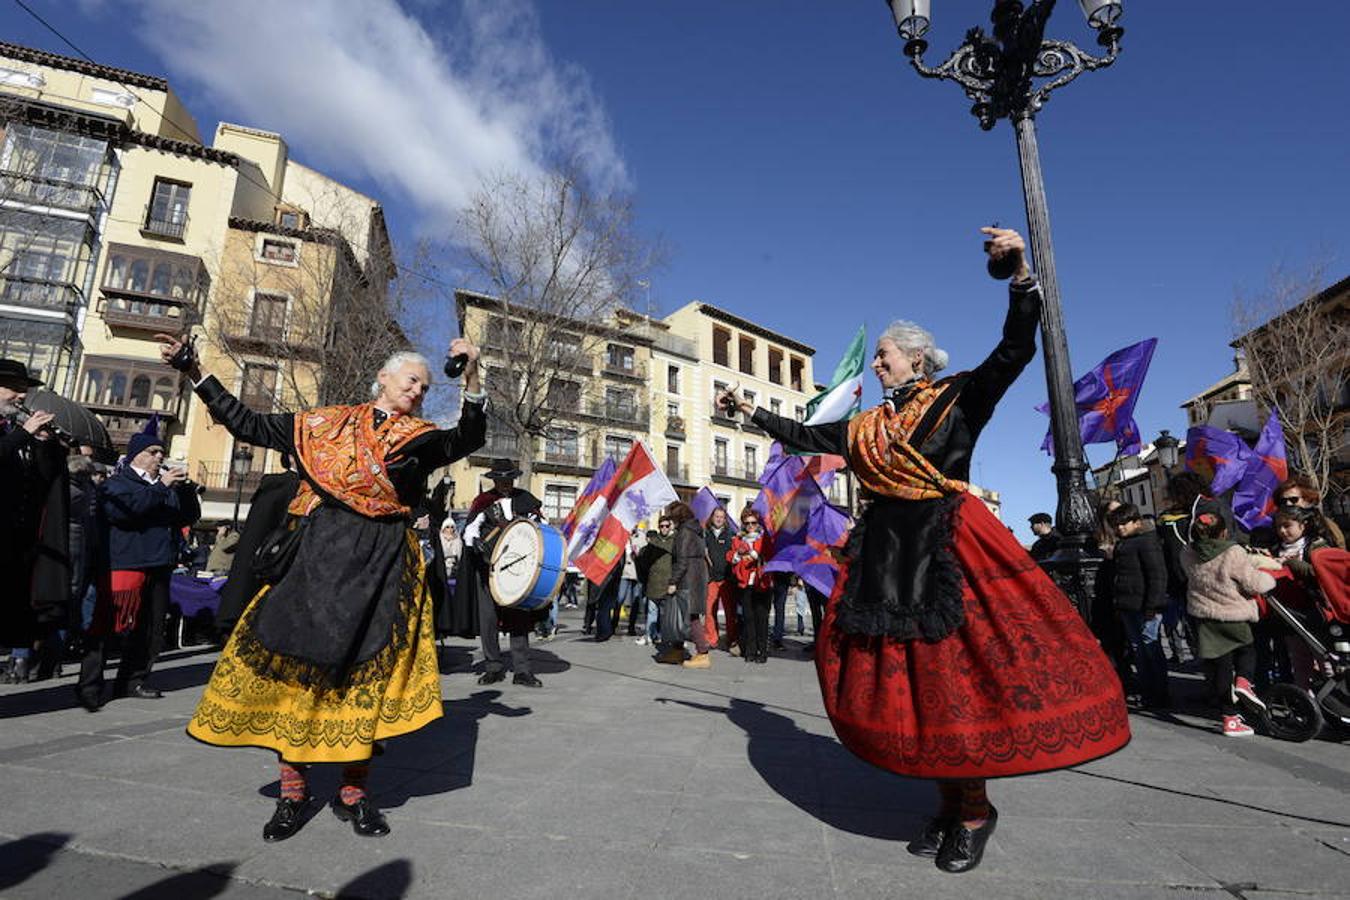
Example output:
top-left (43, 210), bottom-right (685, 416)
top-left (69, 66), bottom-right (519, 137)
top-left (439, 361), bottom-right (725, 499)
top-left (1222, 715), bottom-right (1255, 737)
top-left (1233, 676), bottom-right (1265, 711)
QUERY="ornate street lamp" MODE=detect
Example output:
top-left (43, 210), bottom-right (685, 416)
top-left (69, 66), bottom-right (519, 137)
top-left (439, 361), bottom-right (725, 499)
top-left (231, 444), bottom-right (255, 529)
top-left (883, 0), bottom-right (1124, 617)
top-left (1154, 429), bottom-right (1180, 470)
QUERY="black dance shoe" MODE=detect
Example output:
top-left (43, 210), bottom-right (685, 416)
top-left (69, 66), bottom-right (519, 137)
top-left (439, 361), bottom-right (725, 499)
top-left (906, 817), bottom-right (953, 858)
top-left (112, 683), bottom-right (163, 699)
top-left (263, 797), bottom-right (310, 842)
top-left (330, 796), bottom-right (390, 837)
top-left (477, 670), bottom-right (506, 685)
top-left (936, 807), bottom-right (998, 873)
top-left (513, 672), bottom-right (543, 688)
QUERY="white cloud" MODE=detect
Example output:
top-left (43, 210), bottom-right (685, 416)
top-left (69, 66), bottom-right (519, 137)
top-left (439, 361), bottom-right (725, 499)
top-left (131, 0), bottom-right (628, 235)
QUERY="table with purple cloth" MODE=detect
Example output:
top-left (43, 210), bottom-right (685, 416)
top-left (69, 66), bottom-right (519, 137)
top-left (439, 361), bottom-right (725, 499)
top-left (170, 573), bottom-right (227, 618)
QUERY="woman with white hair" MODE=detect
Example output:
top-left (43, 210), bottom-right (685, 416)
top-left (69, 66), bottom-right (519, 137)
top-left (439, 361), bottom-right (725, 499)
top-left (717, 227), bottom-right (1128, 874)
top-left (156, 334), bottom-right (485, 842)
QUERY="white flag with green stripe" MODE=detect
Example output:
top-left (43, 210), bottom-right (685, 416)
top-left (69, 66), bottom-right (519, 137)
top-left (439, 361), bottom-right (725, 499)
top-left (803, 324), bottom-right (866, 426)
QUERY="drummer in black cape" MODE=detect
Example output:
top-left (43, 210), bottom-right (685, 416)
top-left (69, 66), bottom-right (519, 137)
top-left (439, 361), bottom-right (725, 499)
top-left (454, 459), bottom-right (547, 687)
top-left (715, 226), bottom-right (1129, 874)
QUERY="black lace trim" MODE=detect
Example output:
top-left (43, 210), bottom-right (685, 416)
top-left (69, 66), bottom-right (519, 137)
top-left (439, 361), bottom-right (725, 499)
top-left (230, 537), bottom-right (418, 692)
top-left (833, 494), bottom-right (967, 643)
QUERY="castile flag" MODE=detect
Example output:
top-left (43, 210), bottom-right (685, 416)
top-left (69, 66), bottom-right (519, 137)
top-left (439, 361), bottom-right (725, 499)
top-left (804, 325), bottom-right (866, 426)
top-left (567, 442), bottom-right (678, 585)
top-left (1037, 338), bottom-right (1156, 456)
top-left (560, 455), bottom-right (617, 543)
top-left (1232, 412), bottom-right (1288, 531)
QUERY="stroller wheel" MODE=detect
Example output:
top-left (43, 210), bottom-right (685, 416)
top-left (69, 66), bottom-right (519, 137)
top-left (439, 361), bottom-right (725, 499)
top-left (1262, 684), bottom-right (1323, 743)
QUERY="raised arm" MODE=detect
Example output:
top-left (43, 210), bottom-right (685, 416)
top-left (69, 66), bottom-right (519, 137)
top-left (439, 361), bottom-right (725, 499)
top-left (157, 333), bottom-right (294, 452)
top-left (714, 385), bottom-right (848, 457)
top-left (395, 396), bottom-right (488, 470)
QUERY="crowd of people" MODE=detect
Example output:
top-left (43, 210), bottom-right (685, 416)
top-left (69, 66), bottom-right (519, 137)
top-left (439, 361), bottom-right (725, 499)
top-left (2, 224), bottom-right (1345, 874)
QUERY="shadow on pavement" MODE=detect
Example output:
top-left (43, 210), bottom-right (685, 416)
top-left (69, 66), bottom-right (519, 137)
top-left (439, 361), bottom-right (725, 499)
top-left (255, 690), bottom-right (532, 810)
top-left (0, 661), bottom-right (214, 718)
top-left (664, 697), bottom-right (929, 841)
top-left (1068, 769), bottom-right (1350, 828)
top-left (336, 858), bottom-right (413, 899)
top-left (118, 861), bottom-right (240, 900)
top-left (0, 832), bottom-right (71, 891)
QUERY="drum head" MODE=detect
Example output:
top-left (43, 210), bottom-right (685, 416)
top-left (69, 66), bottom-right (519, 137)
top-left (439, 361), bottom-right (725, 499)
top-left (488, 520), bottom-right (543, 607)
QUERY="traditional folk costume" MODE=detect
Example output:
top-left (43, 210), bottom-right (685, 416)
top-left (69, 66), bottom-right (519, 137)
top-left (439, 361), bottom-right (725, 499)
top-left (184, 376), bottom-right (485, 835)
top-left (750, 281), bottom-right (1129, 865)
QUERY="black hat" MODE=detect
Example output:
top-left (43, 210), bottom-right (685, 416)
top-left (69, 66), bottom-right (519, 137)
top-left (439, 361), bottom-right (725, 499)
top-left (0, 359), bottom-right (43, 387)
top-left (1028, 512), bottom-right (1053, 525)
top-left (486, 458), bottom-right (522, 480)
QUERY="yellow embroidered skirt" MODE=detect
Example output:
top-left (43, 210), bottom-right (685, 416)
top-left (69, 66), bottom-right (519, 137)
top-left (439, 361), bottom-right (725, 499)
top-left (187, 536), bottom-right (442, 763)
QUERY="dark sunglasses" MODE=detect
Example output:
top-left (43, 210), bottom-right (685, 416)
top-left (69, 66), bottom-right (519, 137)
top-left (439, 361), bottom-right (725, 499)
top-left (1277, 495), bottom-right (1302, 507)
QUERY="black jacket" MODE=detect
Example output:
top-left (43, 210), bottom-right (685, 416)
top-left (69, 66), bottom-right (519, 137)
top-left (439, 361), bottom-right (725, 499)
top-left (0, 424), bottom-right (69, 643)
top-left (670, 520), bottom-right (709, 616)
top-left (101, 466), bottom-right (201, 570)
top-left (1030, 530), bottom-right (1061, 562)
top-left (704, 526), bottom-right (734, 582)
top-left (1111, 530), bottom-right (1167, 613)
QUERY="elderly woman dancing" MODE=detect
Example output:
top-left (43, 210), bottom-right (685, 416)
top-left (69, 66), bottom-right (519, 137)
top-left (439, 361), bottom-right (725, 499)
top-left (717, 227), bottom-right (1129, 873)
top-left (157, 333), bottom-right (486, 841)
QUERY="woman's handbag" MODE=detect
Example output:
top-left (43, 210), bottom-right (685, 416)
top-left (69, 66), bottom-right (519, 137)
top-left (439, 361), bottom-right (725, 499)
top-left (660, 588), bottom-right (691, 644)
top-left (253, 514), bottom-right (307, 585)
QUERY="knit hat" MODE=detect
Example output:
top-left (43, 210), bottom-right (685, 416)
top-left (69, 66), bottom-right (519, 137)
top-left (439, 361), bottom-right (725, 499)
top-left (126, 413), bottom-right (163, 460)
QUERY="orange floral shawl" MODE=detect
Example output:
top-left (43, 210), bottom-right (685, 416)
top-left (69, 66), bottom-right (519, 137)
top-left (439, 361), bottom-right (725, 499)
top-left (289, 403), bottom-right (435, 518)
top-left (846, 378), bottom-right (969, 501)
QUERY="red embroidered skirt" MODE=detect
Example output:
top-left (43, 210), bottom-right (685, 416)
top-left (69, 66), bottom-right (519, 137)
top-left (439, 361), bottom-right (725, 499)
top-left (816, 494), bottom-right (1130, 779)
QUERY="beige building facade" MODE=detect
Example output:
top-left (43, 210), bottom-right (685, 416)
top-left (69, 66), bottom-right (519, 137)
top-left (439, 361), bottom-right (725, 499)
top-left (1, 42), bottom-right (394, 522)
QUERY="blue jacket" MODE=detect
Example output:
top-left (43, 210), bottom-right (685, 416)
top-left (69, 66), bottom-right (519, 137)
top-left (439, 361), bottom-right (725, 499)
top-left (101, 466), bottom-right (200, 570)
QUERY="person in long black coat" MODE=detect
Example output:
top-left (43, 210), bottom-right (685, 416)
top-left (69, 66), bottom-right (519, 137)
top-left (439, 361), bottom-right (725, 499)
top-left (215, 465), bottom-right (301, 636)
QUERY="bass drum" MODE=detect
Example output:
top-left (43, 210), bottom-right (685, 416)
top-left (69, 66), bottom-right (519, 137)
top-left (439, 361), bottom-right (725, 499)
top-left (487, 519), bottom-right (567, 611)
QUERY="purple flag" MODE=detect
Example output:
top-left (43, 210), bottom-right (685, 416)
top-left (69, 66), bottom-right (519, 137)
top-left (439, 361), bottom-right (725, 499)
top-left (560, 456), bottom-right (617, 541)
top-left (1185, 425), bottom-right (1255, 496)
top-left (1038, 338), bottom-right (1157, 456)
top-left (1233, 412), bottom-right (1288, 531)
top-left (691, 486), bottom-right (737, 532)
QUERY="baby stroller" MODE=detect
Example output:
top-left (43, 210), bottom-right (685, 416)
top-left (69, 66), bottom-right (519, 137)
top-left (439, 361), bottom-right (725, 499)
top-left (1245, 547), bottom-right (1350, 742)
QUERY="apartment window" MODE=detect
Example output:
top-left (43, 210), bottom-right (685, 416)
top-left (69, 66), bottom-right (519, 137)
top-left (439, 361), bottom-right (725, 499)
top-left (547, 379), bottom-right (581, 411)
top-left (543, 484), bottom-right (577, 523)
top-left (713, 438), bottom-right (729, 474)
top-left (768, 347), bottom-right (784, 385)
top-left (605, 387), bottom-right (636, 420)
top-left (604, 435), bottom-right (633, 462)
top-left (250, 292), bottom-right (288, 341)
top-left (606, 343), bottom-right (635, 373)
top-left (548, 332), bottom-right (582, 363)
top-left (2, 123), bottom-right (106, 192)
top-left (667, 364), bottom-right (680, 393)
top-left (790, 357), bottom-right (805, 392)
top-left (738, 336), bottom-right (755, 376)
top-left (146, 178), bottom-right (190, 238)
top-left (258, 236), bottom-right (298, 265)
top-left (744, 444), bottom-right (758, 476)
top-left (770, 399), bottom-right (782, 416)
top-left (545, 427), bottom-right (578, 462)
top-left (712, 326), bottom-right (731, 367)
top-left (80, 362), bottom-right (176, 412)
top-left (240, 364), bottom-right (278, 413)
top-left (794, 405), bottom-right (805, 422)
top-left (665, 444), bottom-right (681, 475)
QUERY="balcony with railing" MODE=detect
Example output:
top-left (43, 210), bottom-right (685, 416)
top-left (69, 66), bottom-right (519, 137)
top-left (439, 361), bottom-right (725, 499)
top-left (79, 359), bottom-right (182, 447)
top-left (664, 415), bottom-right (686, 440)
top-left (196, 461), bottom-right (266, 498)
top-left (141, 203), bottom-right (188, 240)
top-left (0, 170), bottom-right (104, 216)
top-left (0, 275), bottom-right (82, 315)
top-left (585, 398), bottom-right (649, 427)
top-left (710, 460), bottom-right (762, 487)
top-left (601, 357), bottom-right (647, 381)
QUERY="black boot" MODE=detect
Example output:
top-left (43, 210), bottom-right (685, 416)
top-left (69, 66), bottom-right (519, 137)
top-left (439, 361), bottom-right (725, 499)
top-left (935, 807), bottom-right (998, 873)
top-left (907, 817), bottom-right (953, 858)
top-left (263, 797), bottom-right (310, 842)
top-left (331, 795), bottom-right (390, 837)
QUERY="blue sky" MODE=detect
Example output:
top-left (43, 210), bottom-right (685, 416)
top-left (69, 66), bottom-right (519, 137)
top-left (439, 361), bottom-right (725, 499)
top-left (6, 1), bottom-right (1347, 539)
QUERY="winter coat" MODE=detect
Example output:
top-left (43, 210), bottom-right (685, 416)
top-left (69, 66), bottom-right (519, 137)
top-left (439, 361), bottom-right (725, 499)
top-left (0, 424), bottom-right (69, 645)
top-left (670, 519), bottom-right (709, 615)
top-left (101, 466), bottom-right (201, 570)
top-left (1182, 544), bottom-right (1276, 623)
top-left (206, 530), bottom-right (240, 572)
top-left (1111, 530), bottom-right (1167, 613)
top-left (705, 526), bottom-right (734, 582)
top-left (728, 530), bottom-right (773, 591)
top-left (1156, 510), bottom-right (1190, 601)
top-left (1029, 530), bottom-right (1060, 562)
top-left (637, 532), bottom-right (674, 597)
